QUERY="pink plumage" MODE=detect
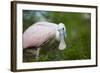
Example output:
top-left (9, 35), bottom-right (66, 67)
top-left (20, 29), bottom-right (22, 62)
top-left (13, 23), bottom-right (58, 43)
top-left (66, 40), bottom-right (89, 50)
top-left (23, 22), bottom-right (58, 49)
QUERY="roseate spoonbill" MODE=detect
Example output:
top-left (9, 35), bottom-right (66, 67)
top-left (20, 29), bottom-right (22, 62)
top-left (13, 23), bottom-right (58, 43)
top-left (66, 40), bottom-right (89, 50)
top-left (23, 22), bottom-right (66, 61)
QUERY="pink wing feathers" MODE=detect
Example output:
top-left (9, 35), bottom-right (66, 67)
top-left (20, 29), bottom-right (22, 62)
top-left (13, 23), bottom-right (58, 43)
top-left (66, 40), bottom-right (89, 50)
top-left (23, 23), bottom-right (57, 49)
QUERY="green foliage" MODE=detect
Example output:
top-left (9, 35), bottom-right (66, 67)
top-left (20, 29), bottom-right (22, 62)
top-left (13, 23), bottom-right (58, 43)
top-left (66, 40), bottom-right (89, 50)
top-left (23, 10), bottom-right (91, 62)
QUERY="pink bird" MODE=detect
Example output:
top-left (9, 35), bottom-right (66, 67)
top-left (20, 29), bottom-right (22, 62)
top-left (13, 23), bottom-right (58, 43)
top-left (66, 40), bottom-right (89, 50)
top-left (23, 22), bottom-right (66, 60)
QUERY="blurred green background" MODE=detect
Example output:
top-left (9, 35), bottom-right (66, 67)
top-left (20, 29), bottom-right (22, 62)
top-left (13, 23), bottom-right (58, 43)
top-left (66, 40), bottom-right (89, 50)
top-left (23, 10), bottom-right (91, 62)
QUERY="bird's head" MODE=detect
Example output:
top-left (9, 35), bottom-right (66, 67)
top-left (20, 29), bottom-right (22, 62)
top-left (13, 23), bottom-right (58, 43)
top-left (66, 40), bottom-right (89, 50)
top-left (56, 23), bottom-right (67, 50)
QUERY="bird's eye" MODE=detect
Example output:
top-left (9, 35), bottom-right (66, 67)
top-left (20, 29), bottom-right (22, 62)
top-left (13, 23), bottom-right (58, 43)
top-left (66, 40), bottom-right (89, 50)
top-left (63, 28), bottom-right (64, 30)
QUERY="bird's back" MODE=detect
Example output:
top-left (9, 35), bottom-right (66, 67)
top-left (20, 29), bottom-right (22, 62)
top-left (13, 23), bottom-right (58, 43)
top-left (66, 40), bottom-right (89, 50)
top-left (23, 22), bottom-right (58, 49)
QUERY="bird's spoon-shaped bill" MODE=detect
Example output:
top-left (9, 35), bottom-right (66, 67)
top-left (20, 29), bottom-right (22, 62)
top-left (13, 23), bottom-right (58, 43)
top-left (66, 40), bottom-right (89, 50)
top-left (58, 30), bottom-right (66, 50)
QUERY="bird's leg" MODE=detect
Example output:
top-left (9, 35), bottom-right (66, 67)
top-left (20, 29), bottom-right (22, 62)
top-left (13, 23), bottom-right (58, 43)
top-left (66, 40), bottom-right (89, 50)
top-left (35, 48), bottom-right (41, 61)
